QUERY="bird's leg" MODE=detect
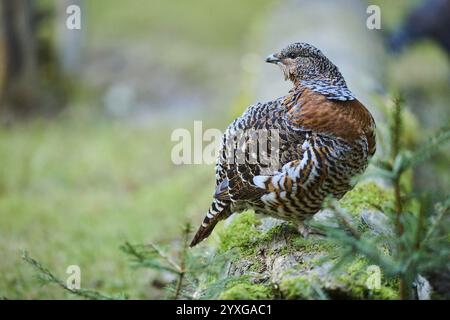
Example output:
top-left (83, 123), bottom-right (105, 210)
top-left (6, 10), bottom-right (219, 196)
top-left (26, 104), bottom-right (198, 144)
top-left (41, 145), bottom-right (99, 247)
top-left (296, 220), bottom-right (326, 239)
top-left (296, 221), bottom-right (310, 238)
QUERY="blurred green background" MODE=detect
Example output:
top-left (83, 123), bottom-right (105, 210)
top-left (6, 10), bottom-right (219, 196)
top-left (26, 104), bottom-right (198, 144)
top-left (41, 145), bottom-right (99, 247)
top-left (0, 0), bottom-right (275, 299)
top-left (0, 0), bottom-right (448, 299)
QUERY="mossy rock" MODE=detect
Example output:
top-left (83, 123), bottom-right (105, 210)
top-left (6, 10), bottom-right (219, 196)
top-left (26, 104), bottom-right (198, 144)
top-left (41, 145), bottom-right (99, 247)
top-left (218, 211), bottom-right (263, 255)
top-left (340, 182), bottom-right (394, 216)
top-left (219, 282), bottom-right (272, 300)
top-left (207, 181), bottom-right (400, 300)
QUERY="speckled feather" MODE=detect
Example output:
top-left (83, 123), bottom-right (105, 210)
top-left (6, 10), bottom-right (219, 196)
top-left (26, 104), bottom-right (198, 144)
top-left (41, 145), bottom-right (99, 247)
top-left (190, 43), bottom-right (376, 247)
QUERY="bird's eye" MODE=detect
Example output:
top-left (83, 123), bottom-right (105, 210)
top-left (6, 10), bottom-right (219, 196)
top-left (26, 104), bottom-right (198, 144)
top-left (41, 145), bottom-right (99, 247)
top-left (289, 53), bottom-right (296, 59)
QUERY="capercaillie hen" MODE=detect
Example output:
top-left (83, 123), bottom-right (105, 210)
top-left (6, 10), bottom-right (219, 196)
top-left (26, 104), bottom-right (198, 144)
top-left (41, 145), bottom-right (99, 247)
top-left (190, 42), bottom-right (376, 247)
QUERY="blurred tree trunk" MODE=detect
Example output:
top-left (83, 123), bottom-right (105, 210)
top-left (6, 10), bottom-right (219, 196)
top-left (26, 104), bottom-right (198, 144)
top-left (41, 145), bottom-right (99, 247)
top-left (0, 0), bottom-right (67, 119)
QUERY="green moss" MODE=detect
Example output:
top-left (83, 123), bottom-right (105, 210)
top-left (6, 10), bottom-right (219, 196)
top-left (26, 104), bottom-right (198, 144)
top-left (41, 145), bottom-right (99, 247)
top-left (291, 236), bottom-right (335, 254)
top-left (218, 211), bottom-right (336, 258)
top-left (218, 211), bottom-right (262, 254)
top-left (279, 259), bottom-right (399, 300)
top-left (258, 223), bottom-right (290, 243)
top-left (219, 282), bottom-right (272, 300)
top-left (218, 184), bottom-right (395, 257)
top-left (334, 259), bottom-right (399, 300)
top-left (280, 275), bottom-right (318, 299)
top-left (340, 182), bottom-right (394, 216)
top-left (215, 184), bottom-right (402, 300)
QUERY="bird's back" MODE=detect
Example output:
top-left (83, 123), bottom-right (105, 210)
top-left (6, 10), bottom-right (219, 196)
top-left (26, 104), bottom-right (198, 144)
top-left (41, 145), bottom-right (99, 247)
top-left (190, 42), bottom-right (376, 247)
top-left (221, 87), bottom-right (375, 217)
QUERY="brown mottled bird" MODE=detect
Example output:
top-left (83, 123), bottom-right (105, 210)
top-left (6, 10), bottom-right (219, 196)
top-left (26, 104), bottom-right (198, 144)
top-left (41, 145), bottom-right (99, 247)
top-left (190, 43), bottom-right (376, 247)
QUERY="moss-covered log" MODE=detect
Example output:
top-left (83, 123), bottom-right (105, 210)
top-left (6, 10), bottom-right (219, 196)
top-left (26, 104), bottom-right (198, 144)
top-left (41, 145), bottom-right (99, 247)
top-left (208, 182), bottom-right (400, 300)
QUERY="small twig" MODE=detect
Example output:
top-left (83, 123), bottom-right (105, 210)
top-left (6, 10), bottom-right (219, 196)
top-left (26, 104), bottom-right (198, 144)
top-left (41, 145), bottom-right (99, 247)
top-left (393, 176), bottom-right (403, 236)
top-left (390, 96), bottom-right (411, 300)
top-left (173, 222), bottom-right (191, 300)
top-left (413, 196), bottom-right (427, 250)
top-left (391, 96), bottom-right (404, 238)
top-left (146, 242), bottom-right (182, 272)
top-left (390, 95), bottom-right (403, 163)
top-left (22, 251), bottom-right (122, 300)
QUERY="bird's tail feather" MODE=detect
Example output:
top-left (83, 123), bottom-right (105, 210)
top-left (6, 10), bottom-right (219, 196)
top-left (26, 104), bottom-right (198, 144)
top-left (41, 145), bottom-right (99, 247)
top-left (190, 199), bottom-right (231, 247)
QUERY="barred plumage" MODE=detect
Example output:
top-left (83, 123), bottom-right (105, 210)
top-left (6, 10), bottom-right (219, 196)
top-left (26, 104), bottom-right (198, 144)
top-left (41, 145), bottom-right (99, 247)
top-left (190, 43), bottom-right (376, 247)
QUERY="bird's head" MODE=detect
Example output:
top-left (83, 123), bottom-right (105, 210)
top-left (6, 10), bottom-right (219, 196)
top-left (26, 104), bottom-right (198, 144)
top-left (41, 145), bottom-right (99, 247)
top-left (266, 42), bottom-right (345, 86)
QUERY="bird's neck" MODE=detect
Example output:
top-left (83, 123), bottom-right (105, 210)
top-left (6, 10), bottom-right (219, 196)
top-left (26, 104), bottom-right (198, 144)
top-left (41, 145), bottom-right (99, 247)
top-left (291, 76), bottom-right (355, 101)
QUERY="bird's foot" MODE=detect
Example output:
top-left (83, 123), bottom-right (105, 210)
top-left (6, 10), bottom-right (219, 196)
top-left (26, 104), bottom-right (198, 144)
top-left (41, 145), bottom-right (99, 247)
top-left (296, 223), bottom-right (325, 239)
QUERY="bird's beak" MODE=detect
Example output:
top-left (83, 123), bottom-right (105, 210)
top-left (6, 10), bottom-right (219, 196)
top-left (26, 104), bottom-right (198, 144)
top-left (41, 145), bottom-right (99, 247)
top-left (265, 54), bottom-right (281, 64)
